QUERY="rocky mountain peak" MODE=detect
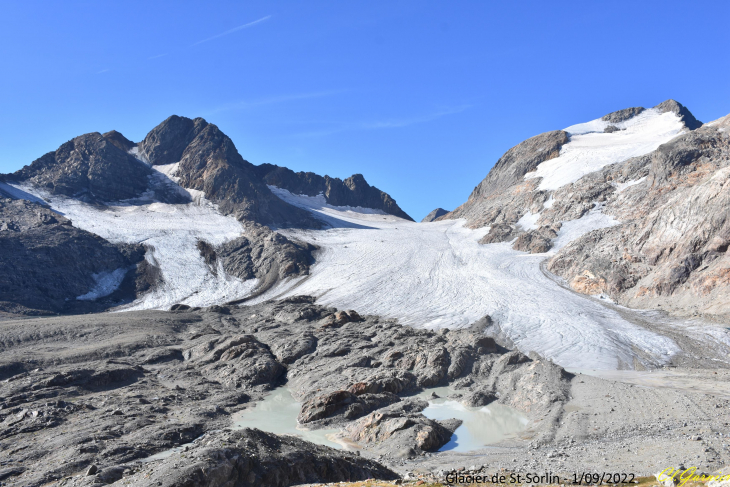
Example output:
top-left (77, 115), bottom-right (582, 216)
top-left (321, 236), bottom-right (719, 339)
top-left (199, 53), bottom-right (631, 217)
top-left (102, 130), bottom-right (135, 152)
top-left (254, 164), bottom-right (413, 220)
top-left (600, 100), bottom-right (701, 130)
top-left (654, 99), bottom-right (703, 130)
top-left (445, 130), bottom-right (568, 226)
top-left (421, 208), bottom-right (449, 222)
top-left (7, 132), bottom-right (152, 202)
top-left (3, 114), bottom-right (414, 229)
top-left (139, 115), bottom-right (209, 165)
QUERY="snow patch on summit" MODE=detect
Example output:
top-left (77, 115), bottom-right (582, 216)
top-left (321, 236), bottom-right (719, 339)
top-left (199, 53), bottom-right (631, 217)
top-left (526, 109), bottom-right (684, 191)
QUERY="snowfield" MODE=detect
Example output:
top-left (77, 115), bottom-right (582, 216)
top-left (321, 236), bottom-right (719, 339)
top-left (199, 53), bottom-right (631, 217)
top-left (525, 109), bottom-right (685, 191)
top-left (9, 178), bottom-right (256, 310)
top-left (266, 188), bottom-right (679, 370)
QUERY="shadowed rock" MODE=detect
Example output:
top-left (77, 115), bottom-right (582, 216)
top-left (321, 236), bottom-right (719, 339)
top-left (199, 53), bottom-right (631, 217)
top-left (602, 107), bottom-right (645, 123)
top-left (421, 208), bottom-right (449, 222)
top-left (256, 163), bottom-right (414, 221)
top-left (7, 132), bottom-right (151, 202)
top-left (0, 198), bottom-right (145, 314)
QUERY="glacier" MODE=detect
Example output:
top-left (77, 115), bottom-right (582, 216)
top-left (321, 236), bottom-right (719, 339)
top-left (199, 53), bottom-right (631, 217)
top-left (265, 187), bottom-right (679, 371)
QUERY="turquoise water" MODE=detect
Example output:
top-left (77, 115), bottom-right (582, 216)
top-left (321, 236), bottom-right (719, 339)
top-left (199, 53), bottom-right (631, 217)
top-left (231, 387), bottom-right (350, 450)
top-left (144, 385), bottom-right (530, 461)
top-left (417, 387), bottom-right (529, 452)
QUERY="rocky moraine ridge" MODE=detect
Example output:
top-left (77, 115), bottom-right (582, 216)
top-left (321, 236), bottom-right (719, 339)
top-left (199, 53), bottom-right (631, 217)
top-left (3, 298), bottom-right (729, 487)
top-left (0, 115), bottom-right (411, 314)
top-left (0, 297), bottom-right (571, 486)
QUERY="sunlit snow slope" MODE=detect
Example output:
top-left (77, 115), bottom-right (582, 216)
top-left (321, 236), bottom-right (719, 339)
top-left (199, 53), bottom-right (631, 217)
top-left (266, 187), bottom-right (680, 370)
top-left (9, 175), bottom-right (256, 310)
top-left (525, 108), bottom-right (684, 190)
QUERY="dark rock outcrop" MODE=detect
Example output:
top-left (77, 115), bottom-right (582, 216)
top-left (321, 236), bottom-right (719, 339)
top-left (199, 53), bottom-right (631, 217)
top-left (7, 133), bottom-right (152, 202)
top-left (421, 208), bottom-right (449, 222)
top-left (0, 198), bottom-right (145, 314)
top-left (215, 224), bottom-right (316, 302)
top-left (255, 163), bottom-right (413, 221)
top-left (183, 334), bottom-right (285, 389)
top-left (479, 222), bottom-right (520, 244)
top-left (139, 116), bottom-right (321, 227)
top-left (116, 428), bottom-right (398, 487)
top-left (511, 224), bottom-right (560, 254)
top-left (602, 107), bottom-right (645, 123)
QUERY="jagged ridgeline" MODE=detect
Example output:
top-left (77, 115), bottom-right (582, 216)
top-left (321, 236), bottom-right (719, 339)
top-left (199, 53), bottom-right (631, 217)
top-left (0, 115), bottom-right (411, 315)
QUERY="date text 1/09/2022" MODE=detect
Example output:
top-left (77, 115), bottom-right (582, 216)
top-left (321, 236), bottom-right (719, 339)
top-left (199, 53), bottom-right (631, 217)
top-left (444, 471), bottom-right (637, 485)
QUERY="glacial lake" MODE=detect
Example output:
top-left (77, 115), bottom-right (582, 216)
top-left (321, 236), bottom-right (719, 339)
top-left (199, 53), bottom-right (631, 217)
top-left (230, 386), bottom-right (350, 450)
top-left (231, 386), bottom-right (529, 453)
top-left (416, 387), bottom-right (530, 452)
top-left (143, 385), bottom-right (530, 461)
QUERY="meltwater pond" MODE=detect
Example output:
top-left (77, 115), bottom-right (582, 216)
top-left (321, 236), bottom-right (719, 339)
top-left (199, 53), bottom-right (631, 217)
top-left (228, 386), bottom-right (528, 453)
top-left (231, 387), bottom-right (350, 450)
top-left (417, 387), bottom-right (530, 452)
top-left (144, 386), bottom-right (530, 462)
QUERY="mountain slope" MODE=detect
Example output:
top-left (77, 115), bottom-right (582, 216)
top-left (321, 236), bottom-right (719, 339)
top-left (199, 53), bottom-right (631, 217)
top-left (444, 99), bottom-right (697, 231)
top-left (0, 115), bottom-right (410, 313)
top-left (547, 113), bottom-right (730, 317)
top-left (0, 198), bottom-right (146, 314)
top-left (442, 99), bottom-right (730, 318)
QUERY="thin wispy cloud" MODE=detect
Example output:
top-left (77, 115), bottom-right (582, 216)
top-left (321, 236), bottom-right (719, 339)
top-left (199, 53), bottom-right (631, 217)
top-left (97, 69), bottom-right (111, 74)
top-left (207, 90), bottom-right (349, 115)
top-left (362, 105), bottom-right (471, 129)
top-left (193, 15), bottom-right (271, 46)
top-left (296, 104), bottom-right (472, 137)
top-left (147, 53), bottom-right (168, 60)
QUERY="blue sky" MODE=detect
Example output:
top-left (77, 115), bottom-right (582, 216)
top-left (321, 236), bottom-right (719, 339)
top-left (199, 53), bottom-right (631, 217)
top-left (1, 1), bottom-right (729, 220)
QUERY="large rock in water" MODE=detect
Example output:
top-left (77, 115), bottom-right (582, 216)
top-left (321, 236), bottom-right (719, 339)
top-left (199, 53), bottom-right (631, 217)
top-left (7, 132), bottom-right (151, 202)
top-left (255, 163), bottom-right (414, 221)
top-left (0, 198), bottom-right (145, 314)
